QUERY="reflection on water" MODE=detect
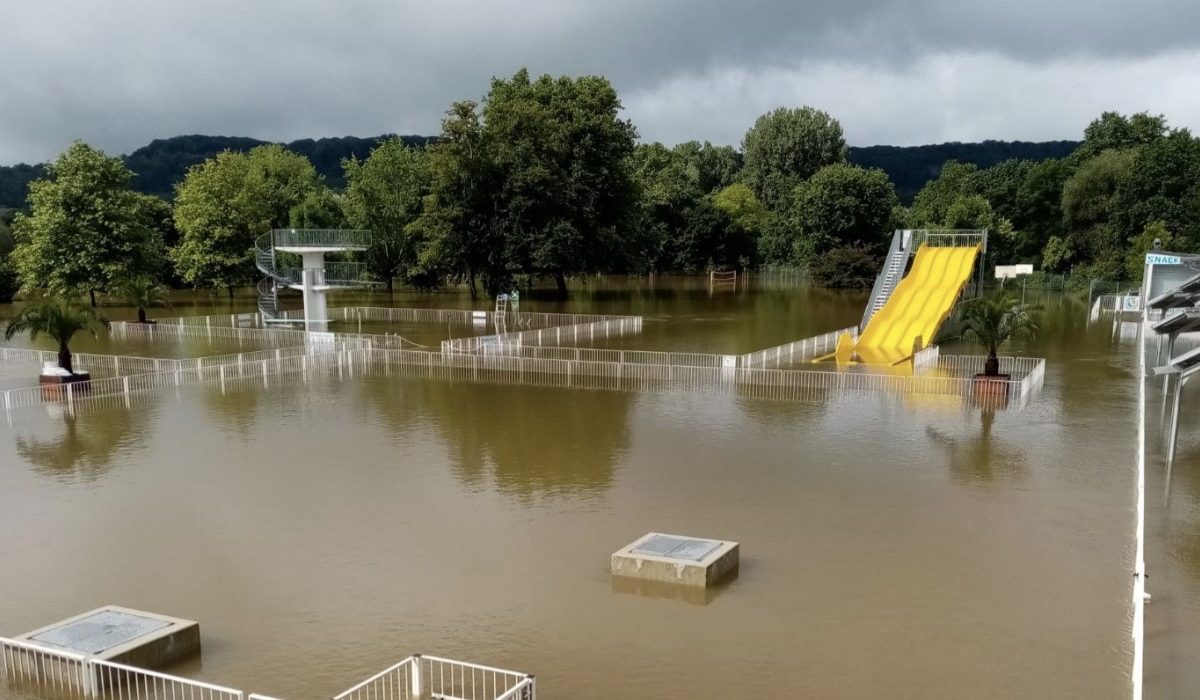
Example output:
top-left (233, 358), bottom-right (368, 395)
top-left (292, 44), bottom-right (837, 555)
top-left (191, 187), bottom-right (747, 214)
top-left (14, 403), bottom-right (154, 481)
top-left (926, 410), bottom-right (1028, 485)
top-left (362, 376), bottom-right (630, 498)
top-left (610, 570), bottom-right (738, 606)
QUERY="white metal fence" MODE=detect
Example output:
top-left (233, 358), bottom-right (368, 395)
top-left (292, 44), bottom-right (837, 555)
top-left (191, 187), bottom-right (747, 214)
top-left (0, 637), bottom-right (243, 700)
top-left (366, 348), bottom-right (1044, 408)
top-left (333, 655), bottom-right (534, 700)
top-left (0, 345), bottom-right (369, 422)
top-left (2, 638), bottom-right (534, 700)
top-left (442, 316), bottom-right (643, 353)
top-left (739, 327), bottom-right (857, 369)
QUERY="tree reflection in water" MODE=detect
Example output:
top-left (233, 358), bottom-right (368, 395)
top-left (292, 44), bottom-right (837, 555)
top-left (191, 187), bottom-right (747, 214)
top-left (15, 403), bottom-right (154, 481)
top-left (363, 375), bottom-right (632, 498)
top-left (927, 409), bottom-right (1027, 484)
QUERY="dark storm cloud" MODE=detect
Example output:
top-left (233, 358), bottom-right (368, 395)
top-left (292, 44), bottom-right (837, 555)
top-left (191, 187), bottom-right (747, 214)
top-left (3, 0), bottom-right (1200, 163)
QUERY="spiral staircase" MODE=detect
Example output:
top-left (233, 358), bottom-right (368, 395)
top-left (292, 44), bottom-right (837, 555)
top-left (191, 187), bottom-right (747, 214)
top-left (255, 229), bottom-right (375, 329)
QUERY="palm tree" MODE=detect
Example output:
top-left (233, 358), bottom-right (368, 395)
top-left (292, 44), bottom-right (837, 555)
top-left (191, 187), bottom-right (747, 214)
top-left (958, 291), bottom-right (1040, 376)
top-left (111, 275), bottom-right (170, 323)
top-left (4, 299), bottom-right (109, 374)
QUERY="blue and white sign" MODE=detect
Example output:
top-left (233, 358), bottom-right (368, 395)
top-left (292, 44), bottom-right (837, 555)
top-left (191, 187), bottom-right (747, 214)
top-left (1146, 253), bottom-right (1182, 265)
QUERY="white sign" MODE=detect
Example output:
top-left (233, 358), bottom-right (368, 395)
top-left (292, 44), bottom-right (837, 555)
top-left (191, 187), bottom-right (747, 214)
top-left (1146, 253), bottom-right (1182, 265)
top-left (721, 355), bottom-right (738, 369)
top-left (307, 331), bottom-right (336, 347)
top-left (235, 313), bottom-right (255, 327)
top-left (995, 264), bottom-right (1035, 279)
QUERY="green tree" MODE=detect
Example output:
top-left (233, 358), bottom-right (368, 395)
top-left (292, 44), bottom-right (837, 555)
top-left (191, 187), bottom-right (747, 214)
top-left (172, 145), bottom-right (318, 296)
top-left (957, 291), bottom-right (1039, 376)
top-left (1126, 221), bottom-right (1174, 281)
top-left (1041, 235), bottom-right (1074, 272)
top-left (742, 107), bottom-right (847, 209)
top-left (288, 187), bottom-right (346, 229)
top-left (343, 138), bottom-right (429, 292)
top-left (1111, 130), bottom-right (1200, 253)
top-left (0, 213), bottom-right (17, 302)
top-left (111, 275), bottom-right (170, 323)
top-left (909, 161), bottom-right (981, 226)
top-left (670, 200), bottom-right (755, 273)
top-left (712, 183), bottom-right (770, 237)
top-left (629, 143), bottom-right (703, 271)
top-left (482, 69), bottom-right (639, 296)
top-left (1060, 148), bottom-right (1137, 270)
top-left (1075, 111), bottom-right (1169, 161)
top-left (413, 101), bottom-right (508, 298)
top-left (11, 142), bottom-right (165, 305)
top-left (809, 242), bottom-right (883, 289)
top-left (1012, 157), bottom-right (1071, 261)
top-left (4, 298), bottom-right (109, 374)
top-left (784, 163), bottom-right (898, 263)
top-left (672, 141), bottom-right (742, 193)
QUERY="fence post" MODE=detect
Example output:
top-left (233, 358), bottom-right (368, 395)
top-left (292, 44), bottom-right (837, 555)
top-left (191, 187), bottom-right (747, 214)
top-left (411, 657), bottom-right (423, 697)
top-left (219, 365), bottom-right (226, 394)
top-left (66, 383), bottom-right (74, 415)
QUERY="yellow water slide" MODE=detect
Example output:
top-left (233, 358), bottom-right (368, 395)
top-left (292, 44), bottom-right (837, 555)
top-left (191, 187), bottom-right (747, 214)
top-left (853, 244), bottom-right (980, 365)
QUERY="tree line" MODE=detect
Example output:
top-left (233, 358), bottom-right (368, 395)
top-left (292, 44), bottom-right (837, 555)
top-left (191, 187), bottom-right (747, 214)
top-left (0, 68), bottom-right (1194, 305)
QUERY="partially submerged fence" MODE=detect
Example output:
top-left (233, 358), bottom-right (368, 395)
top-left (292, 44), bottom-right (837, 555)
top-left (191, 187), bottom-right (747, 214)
top-left (333, 655), bottom-right (534, 700)
top-left (0, 636), bottom-right (244, 699)
top-left (739, 327), bottom-right (857, 369)
top-left (1, 638), bottom-right (534, 700)
top-left (442, 315), bottom-right (642, 353)
top-left (0, 344), bottom-right (369, 421)
top-left (366, 348), bottom-right (1044, 408)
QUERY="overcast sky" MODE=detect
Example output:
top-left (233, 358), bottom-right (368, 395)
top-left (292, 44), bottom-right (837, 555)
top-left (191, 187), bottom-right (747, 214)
top-left (4, 0), bottom-right (1200, 164)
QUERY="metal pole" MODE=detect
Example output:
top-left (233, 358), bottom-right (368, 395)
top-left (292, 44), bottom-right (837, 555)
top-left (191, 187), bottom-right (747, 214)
top-left (1168, 374), bottom-right (1191, 464)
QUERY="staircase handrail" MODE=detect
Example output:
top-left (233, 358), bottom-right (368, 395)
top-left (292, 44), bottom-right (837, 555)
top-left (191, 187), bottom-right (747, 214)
top-left (861, 230), bottom-right (906, 331)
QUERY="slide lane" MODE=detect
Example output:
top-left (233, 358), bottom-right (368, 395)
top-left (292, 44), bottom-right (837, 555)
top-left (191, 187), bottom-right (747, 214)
top-left (855, 245), bottom-right (979, 365)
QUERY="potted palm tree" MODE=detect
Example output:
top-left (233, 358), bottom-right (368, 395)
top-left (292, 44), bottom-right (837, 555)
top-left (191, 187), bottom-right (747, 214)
top-left (4, 298), bottom-right (109, 391)
top-left (111, 275), bottom-right (170, 323)
top-left (958, 291), bottom-right (1039, 393)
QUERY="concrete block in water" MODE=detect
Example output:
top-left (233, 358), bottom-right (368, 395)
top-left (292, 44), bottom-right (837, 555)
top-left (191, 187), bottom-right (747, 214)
top-left (17, 606), bottom-right (200, 669)
top-left (611, 532), bottom-right (739, 587)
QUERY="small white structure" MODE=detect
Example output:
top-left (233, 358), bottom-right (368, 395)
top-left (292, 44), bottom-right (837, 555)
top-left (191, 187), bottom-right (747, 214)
top-left (611, 532), bottom-right (740, 588)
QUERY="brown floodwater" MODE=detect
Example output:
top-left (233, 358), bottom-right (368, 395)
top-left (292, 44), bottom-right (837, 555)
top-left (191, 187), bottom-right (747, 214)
top-left (0, 279), bottom-right (1142, 699)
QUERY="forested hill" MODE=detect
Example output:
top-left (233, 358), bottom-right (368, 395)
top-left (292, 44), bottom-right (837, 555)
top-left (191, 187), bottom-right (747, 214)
top-left (123, 134), bottom-right (434, 198)
top-left (0, 134), bottom-right (435, 208)
top-left (0, 134), bottom-right (1075, 208)
top-left (848, 140), bottom-right (1079, 202)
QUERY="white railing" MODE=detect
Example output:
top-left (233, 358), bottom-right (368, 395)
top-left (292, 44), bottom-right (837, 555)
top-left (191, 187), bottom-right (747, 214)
top-left (912, 344), bottom-right (941, 373)
top-left (0, 348), bottom-right (185, 376)
top-left (90, 658), bottom-right (244, 700)
top-left (921, 354), bottom-right (1044, 379)
top-left (442, 316), bottom-right (643, 353)
top-left (333, 655), bottom-right (533, 700)
top-left (367, 347), bottom-right (1044, 409)
top-left (909, 228), bottom-right (988, 251)
top-left (271, 228), bottom-right (371, 249)
top-left (0, 637), bottom-right (246, 700)
top-left (0, 345), bottom-right (368, 421)
top-left (1, 636), bottom-right (92, 695)
top-left (739, 327), bottom-right (857, 369)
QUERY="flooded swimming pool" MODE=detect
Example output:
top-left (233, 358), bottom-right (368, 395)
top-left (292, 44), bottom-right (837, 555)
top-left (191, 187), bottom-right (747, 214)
top-left (0, 281), bottom-right (1137, 698)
